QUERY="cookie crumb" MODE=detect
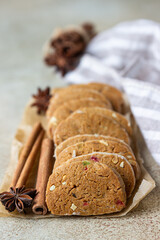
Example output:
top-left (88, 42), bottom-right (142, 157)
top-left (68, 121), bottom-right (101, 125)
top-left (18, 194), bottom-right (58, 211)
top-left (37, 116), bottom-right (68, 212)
top-left (50, 116), bottom-right (57, 125)
top-left (72, 212), bottom-right (80, 215)
top-left (120, 161), bottom-right (124, 168)
top-left (50, 185), bottom-right (55, 191)
top-left (94, 134), bottom-right (99, 137)
top-left (71, 203), bottom-right (77, 211)
top-left (76, 110), bottom-right (83, 114)
top-left (112, 157), bottom-right (118, 164)
top-left (72, 150), bottom-right (76, 158)
top-left (100, 140), bottom-right (108, 146)
top-left (112, 113), bottom-right (117, 118)
top-left (62, 175), bottom-right (67, 181)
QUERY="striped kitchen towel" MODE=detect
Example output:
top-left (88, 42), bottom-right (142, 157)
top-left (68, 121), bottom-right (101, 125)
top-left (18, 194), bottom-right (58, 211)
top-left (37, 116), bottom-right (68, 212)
top-left (64, 19), bottom-right (160, 165)
top-left (123, 78), bottom-right (160, 165)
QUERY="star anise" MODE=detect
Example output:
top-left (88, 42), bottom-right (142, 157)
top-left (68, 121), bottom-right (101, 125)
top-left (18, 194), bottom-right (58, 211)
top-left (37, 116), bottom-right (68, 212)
top-left (31, 87), bottom-right (52, 114)
top-left (44, 23), bottom-right (96, 76)
top-left (45, 31), bottom-right (85, 76)
top-left (0, 186), bottom-right (37, 213)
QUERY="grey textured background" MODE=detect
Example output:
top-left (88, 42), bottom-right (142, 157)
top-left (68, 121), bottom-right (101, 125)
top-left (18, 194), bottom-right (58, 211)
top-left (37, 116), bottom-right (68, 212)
top-left (0, 1), bottom-right (160, 239)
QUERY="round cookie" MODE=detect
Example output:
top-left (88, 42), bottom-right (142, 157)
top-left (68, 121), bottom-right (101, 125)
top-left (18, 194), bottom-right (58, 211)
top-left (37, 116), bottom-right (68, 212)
top-left (55, 135), bottom-right (124, 157)
top-left (88, 82), bottom-right (125, 113)
top-left (47, 88), bottom-right (111, 118)
top-left (55, 139), bottom-right (140, 180)
top-left (51, 82), bottom-right (125, 113)
top-left (47, 98), bottom-right (112, 138)
top-left (54, 108), bottom-right (130, 145)
top-left (46, 159), bottom-right (126, 215)
top-left (56, 153), bottom-right (135, 197)
top-left (80, 107), bottom-right (132, 136)
top-left (55, 134), bottom-right (128, 158)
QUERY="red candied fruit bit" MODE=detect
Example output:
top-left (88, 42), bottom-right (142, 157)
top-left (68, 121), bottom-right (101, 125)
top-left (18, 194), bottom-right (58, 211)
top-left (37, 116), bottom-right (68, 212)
top-left (84, 167), bottom-right (88, 170)
top-left (91, 156), bottom-right (99, 162)
top-left (83, 201), bottom-right (88, 206)
top-left (116, 200), bottom-right (125, 206)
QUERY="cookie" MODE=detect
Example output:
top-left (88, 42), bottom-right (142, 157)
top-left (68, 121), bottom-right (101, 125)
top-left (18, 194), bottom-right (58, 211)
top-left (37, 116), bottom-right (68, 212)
top-left (47, 98), bottom-right (112, 138)
top-left (88, 83), bottom-right (125, 113)
top-left (80, 107), bottom-right (132, 136)
top-left (46, 159), bottom-right (126, 215)
top-left (52, 82), bottom-right (125, 113)
top-left (55, 134), bottom-right (118, 158)
top-left (54, 108), bottom-right (130, 145)
top-left (55, 134), bottom-right (122, 157)
top-left (47, 88), bottom-right (111, 118)
top-left (55, 139), bottom-right (140, 180)
top-left (55, 153), bottom-right (135, 197)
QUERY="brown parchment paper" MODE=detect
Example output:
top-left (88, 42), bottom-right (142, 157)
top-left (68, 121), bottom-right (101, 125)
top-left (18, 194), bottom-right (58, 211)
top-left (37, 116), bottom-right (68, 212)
top-left (0, 96), bottom-right (156, 218)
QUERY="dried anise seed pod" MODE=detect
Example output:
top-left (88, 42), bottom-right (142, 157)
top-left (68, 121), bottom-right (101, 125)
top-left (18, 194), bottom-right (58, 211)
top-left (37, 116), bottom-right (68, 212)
top-left (51, 31), bottom-right (86, 58)
top-left (0, 186), bottom-right (37, 213)
top-left (44, 23), bottom-right (96, 75)
top-left (31, 87), bottom-right (52, 114)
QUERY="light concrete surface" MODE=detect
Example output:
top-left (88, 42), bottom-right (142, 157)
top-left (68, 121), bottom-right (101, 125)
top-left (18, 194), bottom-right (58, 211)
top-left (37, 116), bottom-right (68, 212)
top-left (0, 1), bottom-right (160, 239)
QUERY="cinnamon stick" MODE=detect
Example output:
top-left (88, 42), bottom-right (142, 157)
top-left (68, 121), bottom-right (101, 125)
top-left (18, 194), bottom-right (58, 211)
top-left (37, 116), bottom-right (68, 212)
top-left (11, 122), bottom-right (43, 187)
top-left (32, 138), bottom-right (54, 215)
top-left (16, 129), bottom-right (45, 188)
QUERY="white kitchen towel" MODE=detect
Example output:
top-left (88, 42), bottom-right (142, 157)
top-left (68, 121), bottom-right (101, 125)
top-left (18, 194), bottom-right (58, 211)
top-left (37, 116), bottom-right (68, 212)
top-left (64, 19), bottom-right (160, 165)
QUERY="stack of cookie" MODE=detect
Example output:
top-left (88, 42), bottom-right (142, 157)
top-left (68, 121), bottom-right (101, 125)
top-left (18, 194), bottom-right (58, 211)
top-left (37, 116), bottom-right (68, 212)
top-left (46, 83), bottom-right (141, 216)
